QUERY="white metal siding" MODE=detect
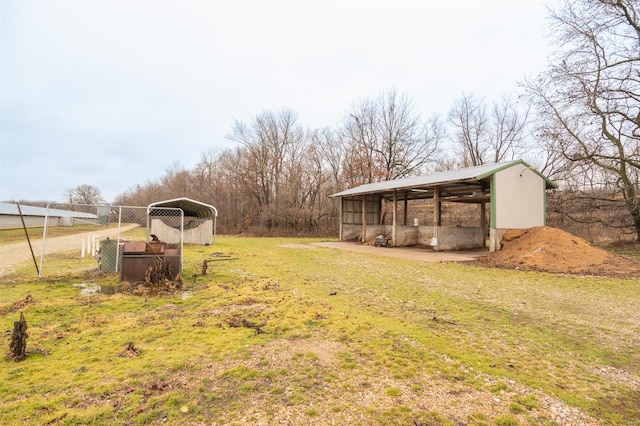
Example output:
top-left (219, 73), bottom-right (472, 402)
top-left (494, 164), bottom-right (545, 229)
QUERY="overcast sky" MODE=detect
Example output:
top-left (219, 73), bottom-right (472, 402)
top-left (0, 0), bottom-right (558, 203)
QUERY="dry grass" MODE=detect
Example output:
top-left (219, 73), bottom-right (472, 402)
top-left (0, 236), bottom-right (638, 425)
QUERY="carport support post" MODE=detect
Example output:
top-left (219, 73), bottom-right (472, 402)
top-left (392, 191), bottom-right (397, 245)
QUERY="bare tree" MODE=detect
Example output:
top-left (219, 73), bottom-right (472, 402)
top-left (526, 0), bottom-right (640, 240)
top-left (490, 95), bottom-right (531, 163)
top-left (227, 109), bottom-right (307, 230)
top-left (313, 127), bottom-right (345, 191)
top-left (64, 184), bottom-right (103, 204)
top-left (190, 148), bottom-right (224, 204)
top-left (448, 92), bottom-right (490, 167)
top-left (160, 162), bottom-right (191, 199)
top-left (448, 93), bottom-right (532, 167)
top-left (340, 89), bottom-right (442, 184)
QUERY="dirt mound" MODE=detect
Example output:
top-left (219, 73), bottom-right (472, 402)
top-left (481, 226), bottom-right (640, 277)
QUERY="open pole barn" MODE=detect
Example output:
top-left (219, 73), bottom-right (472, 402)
top-left (329, 160), bottom-right (557, 252)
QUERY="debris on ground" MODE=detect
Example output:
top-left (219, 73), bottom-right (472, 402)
top-left (7, 312), bottom-right (28, 361)
top-left (10, 294), bottom-right (34, 312)
top-left (479, 226), bottom-right (640, 277)
top-left (144, 256), bottom-right (174, 285)
top-left (201, 259), bottom-right (209, 276)
top-left (224, 313), bottom-right (267, 334)
top-left (373, 235), bottom-right (392, 247)
top-left (119, 342), bottom-right (140, 358)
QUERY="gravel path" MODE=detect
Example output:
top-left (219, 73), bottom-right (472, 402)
top-left (0, 224), bottom-right (139, 276)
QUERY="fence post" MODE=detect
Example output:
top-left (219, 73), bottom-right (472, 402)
top-left (38, 204), bottom-right (51, 278)
top-left (115, 206), bottom-right (123, 273)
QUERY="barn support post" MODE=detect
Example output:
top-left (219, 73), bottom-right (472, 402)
top-left (433, 185), bottom-right (441, 226)
top-left (339, 197), bottom-right (343, 241)
top-left (432, 186), bottom-right (441, 251)
top-left (403, 192), bottom-right (408, 226)
top-left (481, 202), bottom-right (487, 247)
top-left (392, 191), bottom-right (397, 245)
top-left (361, 196), bottom-right (367, 243)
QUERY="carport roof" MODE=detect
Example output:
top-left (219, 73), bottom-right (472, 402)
top-left (329, 160), bottom-right (557, 201)
top-left (148, 197), bottom-right (218, 219)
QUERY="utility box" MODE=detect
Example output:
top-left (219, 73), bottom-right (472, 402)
top-left (99, 238), bottom-right (122, 273)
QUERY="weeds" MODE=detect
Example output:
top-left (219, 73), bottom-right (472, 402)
top-left (0, 236), bottom-right (638, 424)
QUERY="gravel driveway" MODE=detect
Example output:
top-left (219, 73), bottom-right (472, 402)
top-left (0, 224), bottom-right (139, 276)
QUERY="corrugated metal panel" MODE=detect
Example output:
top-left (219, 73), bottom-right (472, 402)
top-left (0, 202), bottom-right (98, 219)
top-left (148, 197), bottom-right (217, 219)
top-left (494, 164), bottom-right (545, 228)
top-left (329, 160), bottom-right (556, 198)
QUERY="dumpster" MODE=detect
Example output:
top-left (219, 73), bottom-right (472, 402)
top-left (120, 241), bottom-right (181, 282)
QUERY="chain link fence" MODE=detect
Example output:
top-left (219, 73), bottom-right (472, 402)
top-left (3, 204), bottom-right (185, 280)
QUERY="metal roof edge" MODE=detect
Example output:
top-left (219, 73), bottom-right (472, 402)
top-left (329, 161), bottom-right (521, 198)
top-left (148, 197), bottom-right (218, 218)
top-left (475, 160), bottom-right (558, 189)
top-left (0, 202), bottom-right (99, 219)
top-left (474, 160), bottom-right (523, 180)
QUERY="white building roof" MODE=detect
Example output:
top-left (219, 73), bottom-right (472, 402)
top-left (0, 203), bottom-right (99, 219)
top-left (148, 197), bottom-right (218, 219)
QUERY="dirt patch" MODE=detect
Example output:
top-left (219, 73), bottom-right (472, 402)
top-left (10, 294), bottom-right (34, 312)
top-left (279, 243), bottom-right (318, 249)
top-left (480, 226), bottom-right (640, 277)
top-left (310, 241), bottom-right (486, 263)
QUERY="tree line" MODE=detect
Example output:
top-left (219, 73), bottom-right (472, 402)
top-left (106, 0), bottom-right (639, 241)
top-left (112, 88), bottom-right (542, 235)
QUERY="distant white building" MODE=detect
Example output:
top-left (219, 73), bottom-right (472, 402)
top-left (0, 203), bottom-right (99, 229)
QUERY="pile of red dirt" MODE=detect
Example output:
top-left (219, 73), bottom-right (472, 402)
top-left (480, 226), bottom-right (640, 277)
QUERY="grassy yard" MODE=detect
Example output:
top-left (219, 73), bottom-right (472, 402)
top-left (1, 237), bottom-right (638, 425)
top-left (0, 224), bottom-right (123, 246)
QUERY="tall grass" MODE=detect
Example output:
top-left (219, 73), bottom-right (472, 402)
top-left (1, 236), bottom-right (638, 425)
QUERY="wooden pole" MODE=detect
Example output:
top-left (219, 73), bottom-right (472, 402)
top-left (16, 204), bottom-right (40, 276)
top-left (481, 202), bottom-right (487, 248)
top-left (361, 196), bottom-right (367, 243)
top-left (9, 312), bottom-right (28, 361)
top-left (339, 198), bottom-right (343, 241)
top-left (433, 186), bottom-right (441, 226)
top-left (392, 191), bottom-right (397, 245)
top-left (403, 192), bottom-right (408, 226)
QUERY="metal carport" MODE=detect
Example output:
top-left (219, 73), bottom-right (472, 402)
top-left (147, 197), bottom-right (218, 245)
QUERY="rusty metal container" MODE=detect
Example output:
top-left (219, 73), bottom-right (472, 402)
top-left (123, 241), bottom-right (146, 254)
top-left (120, 240), bottom-right (180, 282)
